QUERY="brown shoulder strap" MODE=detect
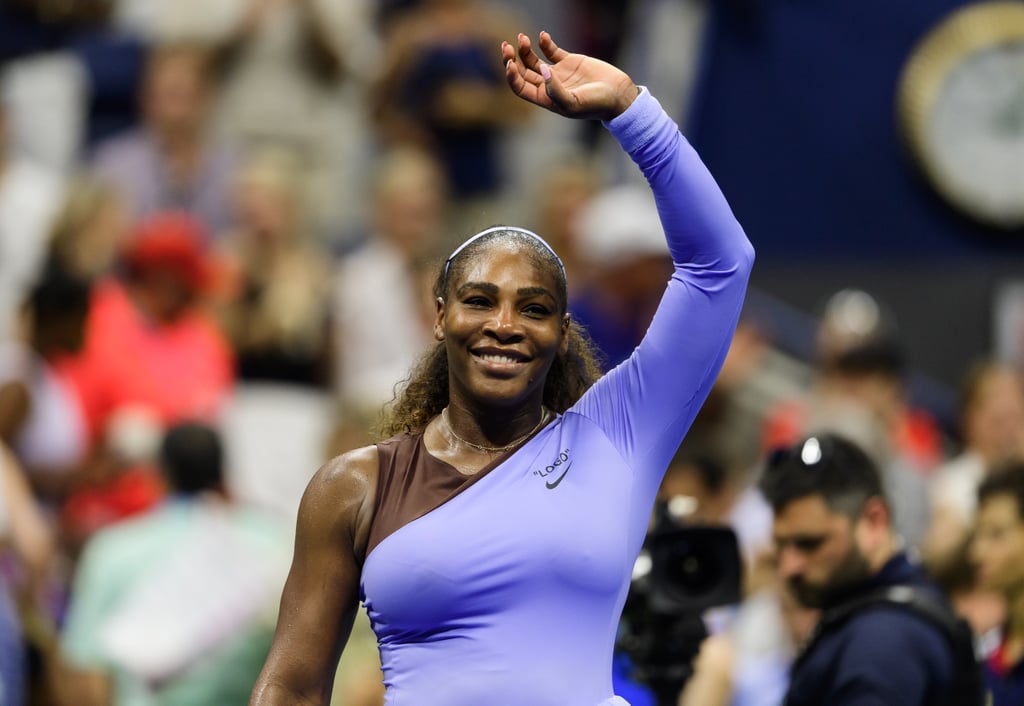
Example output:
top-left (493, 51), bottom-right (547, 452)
top-left (365, 432), bottom-right (494, 558)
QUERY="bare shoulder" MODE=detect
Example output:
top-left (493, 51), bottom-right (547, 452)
top-left (299, 445), bottom-right (379, 563)
top-left (306, 445), bottom-right (378, 498)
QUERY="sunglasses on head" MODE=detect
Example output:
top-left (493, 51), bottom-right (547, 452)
top-left (766, 435), bottom-right (836, 472)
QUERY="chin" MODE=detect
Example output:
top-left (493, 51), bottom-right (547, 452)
top-left (464, 374), bottom-right (541, 404)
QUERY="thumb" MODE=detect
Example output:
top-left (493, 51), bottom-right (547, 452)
top-left (539, 62), bottom-right (571, 112)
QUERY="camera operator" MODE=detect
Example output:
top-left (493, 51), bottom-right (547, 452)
top-left (758, 432), bottom-right (983, 706)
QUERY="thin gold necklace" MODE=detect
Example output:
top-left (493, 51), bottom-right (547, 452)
top-left (442, 407), bottom-right (550, 454)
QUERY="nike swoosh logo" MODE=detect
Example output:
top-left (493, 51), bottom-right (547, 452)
top-left (545, 462), bottom-right (573, 489)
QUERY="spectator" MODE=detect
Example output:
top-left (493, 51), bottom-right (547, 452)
top-left (90, 43), bottom-right (238, 238)
top-left (56, 421), bottom-right (290, 706)
top-left (761, 291), bottom-right (940, 550)
top-left (216, 147), bottom-right (332, 387)
top-left (970, 461), bottom-right (1024, 705)
top-left (331, 145), bottom-right (448, 415)
top-left (762, 289), bottom-right (945, 476)
top-left (758, 432), bottom-right (977, 705)
top-left (527, 154), bottom-right (600, 297)
top-left (211, 0), bottom-right (379, 243)
top-left (369, 0), bottom-right (533, 227)
top-left (926, 360), bottom-right (1024, 570)
top-left (111, 0), bottom-right (379, 245)
top-left (46, 175), bottom-right (132, 283)
top-left (568, 184), bottom-right (672, 369)
top-left (0, 261), bottom-right (92, 504)
top-left (678, 580), bottom-right (819, 706)
top-left (58, 211), bottom-right (234, 443)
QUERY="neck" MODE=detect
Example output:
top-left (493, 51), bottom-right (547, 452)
top-left (443, 404), bottom-right (548, 454)
top-left (155, 126), bottom-right (201, 163)
top-left (867, 533), bottom-right (900, 574)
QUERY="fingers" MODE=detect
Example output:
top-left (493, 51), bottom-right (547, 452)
top-left (503, 46), bottom-right (528, 97)
top-left (500, 39), bottom-right (516, 67)
top-left (538, 31), bottom-right (569, 64)
top-left (516, 33), bottom-right (545, 77)
top-left (501, 32), bottom-right (569, 114)
top-left (502, 45), bottom-right (543, 107)
top-left (502, 37), bottom-right (548, 102)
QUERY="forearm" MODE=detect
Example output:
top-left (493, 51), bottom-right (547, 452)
top-left (250, 678), bottom-right (331, 706)
top-left (604, 89), bottom-right (754, 270)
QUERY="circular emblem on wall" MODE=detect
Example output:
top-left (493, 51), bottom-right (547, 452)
top-left (898, 2), bottom-right (1024, 230)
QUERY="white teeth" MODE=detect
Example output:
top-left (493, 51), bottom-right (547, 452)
top-left (480, 354), bottom-right (518, 364)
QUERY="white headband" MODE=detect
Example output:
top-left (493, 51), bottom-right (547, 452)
top-left (444, 226), bottom-right (566, 278)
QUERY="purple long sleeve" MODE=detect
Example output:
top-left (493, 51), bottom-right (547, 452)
top-left (573, 88), bottom-right (755, 509)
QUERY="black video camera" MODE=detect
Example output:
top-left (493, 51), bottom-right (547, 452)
top-left (616, 500), bottom-right (744, 706)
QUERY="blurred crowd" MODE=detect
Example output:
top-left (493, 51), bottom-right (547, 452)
top-left (0, 1), bottom-right (1022, 705)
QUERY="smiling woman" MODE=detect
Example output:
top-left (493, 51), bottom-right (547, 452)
top-left (249, 29), bottom-right (754, 706)
top-left (376, 224), bottom-right (598, 452)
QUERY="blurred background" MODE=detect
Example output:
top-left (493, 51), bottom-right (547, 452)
top-left (0, 0), bottom-right (1022, 704)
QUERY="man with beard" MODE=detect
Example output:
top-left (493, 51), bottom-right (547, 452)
top-left (758, 433), bottom-right (969, 706)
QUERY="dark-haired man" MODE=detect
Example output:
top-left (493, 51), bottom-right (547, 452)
top-left (759, 432), bottom-right (981, 706)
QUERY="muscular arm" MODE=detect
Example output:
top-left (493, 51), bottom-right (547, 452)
top-left (250, 446), bottom-right (378, 706)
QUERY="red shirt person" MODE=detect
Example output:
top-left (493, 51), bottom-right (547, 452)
top-left (58, 211), bottom-right (234, 443)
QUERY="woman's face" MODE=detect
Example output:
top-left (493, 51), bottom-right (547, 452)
top-left (437, 242), bottom-right (569, 410)
top-left (971, 494), bottom-right (1024, 594)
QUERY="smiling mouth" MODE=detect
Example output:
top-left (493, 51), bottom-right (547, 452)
top-left (478, 353), bottom-right (523, 364)
top-left (473, 351), bottom-right (529, 374)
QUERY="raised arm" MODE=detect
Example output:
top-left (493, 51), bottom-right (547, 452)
top-left (249, 448), bottom-right (377, 706)
top-left (506, 33), bottom-right (754, 497)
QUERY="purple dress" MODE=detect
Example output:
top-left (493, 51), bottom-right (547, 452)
top-left (360, 89), bottom-right (755, 706)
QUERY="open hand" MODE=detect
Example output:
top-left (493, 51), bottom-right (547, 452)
top-left (502, 32), bottom-right (638, 122)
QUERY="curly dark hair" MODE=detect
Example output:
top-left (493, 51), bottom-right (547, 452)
top-left (374, 227), bottom-right (605, 439)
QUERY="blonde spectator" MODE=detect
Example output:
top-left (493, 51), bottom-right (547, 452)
top-left (47, 176), bottom-right (131, 282)
top-left (331, 145), bottom-right (449, 415)
top-left (217, 147), bottom-right (332, 386)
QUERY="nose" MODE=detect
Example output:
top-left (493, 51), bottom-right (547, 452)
top-left (777, 545), bottom-right (807, 580)
top-left (484, 304), bottom-right (523, 341)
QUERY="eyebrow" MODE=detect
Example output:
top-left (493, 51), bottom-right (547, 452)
top-left (455, 282), bottom-right (557, 300)
top-left (773, 533), bottom-right (829, 546)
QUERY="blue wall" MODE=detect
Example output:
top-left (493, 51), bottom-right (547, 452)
top-left (687, 0), bottom-right (1024, 264)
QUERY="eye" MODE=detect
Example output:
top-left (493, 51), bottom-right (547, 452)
top-left (792, 536), bottom-right (827, 553)
top-left (463, 295), bottom-right (491, 308)
top-left (523, 303), bottom-right (552, 317)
